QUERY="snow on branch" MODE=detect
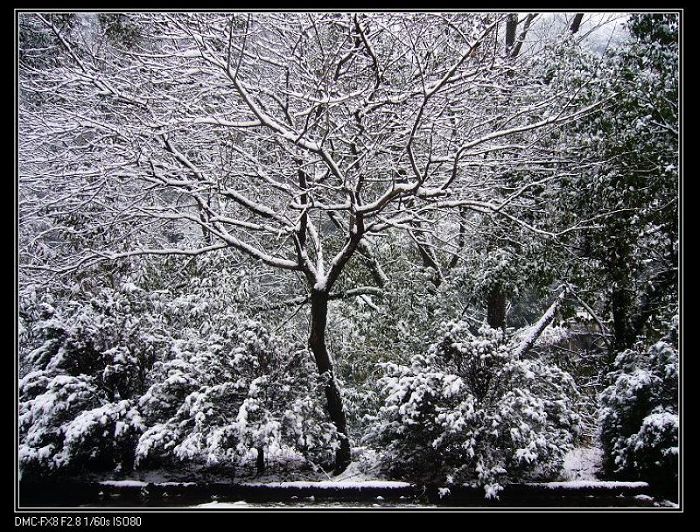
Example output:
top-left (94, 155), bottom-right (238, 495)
top-left (512, 286), bottom-right (570, 359)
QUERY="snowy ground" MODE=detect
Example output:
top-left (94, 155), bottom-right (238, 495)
top-left (53, 447), bottom-right (675, 509)
top-left (528, 480), bottom-right (648, 489)
top-left (560, 447), bottom-right (603, 481)
top-left (191, 499), bottom-right (435, 509)
top-left (241, 480), bottom-right (411, 489)
top-left (97, 446), bottom-right (603, 487)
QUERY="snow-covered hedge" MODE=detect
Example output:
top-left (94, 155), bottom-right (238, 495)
top-left (135, 318), bottom-right (339, 471)
top-left (598, 333), bottom-right (678, 488)
top-left (365, 323), bottom-right (580, 498)
top-left (18, 279), bottom-right (339, 478)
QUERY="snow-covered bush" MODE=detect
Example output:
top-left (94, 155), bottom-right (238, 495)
top-left (19, 373), bottom-right (99, 475)
top-left (59, 400), bottom-right (145, 473)
top-left (18, 371), bottom-right (145, 476)
top-left (19, 260), bottom-right (341, 478)
top-left (18, 284), bottom-right (163, 478)
top-left (19, 283), bottom-right (166, 394)
top-left (365, 323), bottom-right (580, 497)
top-left (136, 317), bottom-right (339, 473)
top-left (598, 333), bottom-right (678, 488)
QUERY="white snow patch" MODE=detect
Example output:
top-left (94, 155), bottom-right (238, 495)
top-left (193, 500), bottom-right (250, 508)
top-left (330, 455), bottom-right (383, 483)
top-left (313, 277), bottom-right (327, 291)
top-left (561, 447), bottom-right (603, 481)
top-left (241, 480), bottom-right (411, 489)
top-left (534, 481), bottom-right (649, 490)
top-left (438, 487), bottom-right (451, 499)
top-left (654, 500), bottom-right (679, 508)
top-left (99, 480), bottom-right (148, 488)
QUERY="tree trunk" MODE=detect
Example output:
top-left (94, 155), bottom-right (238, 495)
top-left (611, 286), bottom-right (634, 353)
top-left (256, 446), bottom-right (265, 475)
top-left (487, 286), bottom-right (507, 330)
top-left (609, 234), bottom-right (635, 354)
top-left (511, 13), bottom-right (537, 58)
top-left (413, 233), bottom-right (443, 288)
top-left (505, 13), bottom-right (518, 54)
top-left (631, 267), bottom-right (676, 343)
top-left (570, 13), bottom-right (584, 34)
top-left (309, 288), bottom-right (351, 472)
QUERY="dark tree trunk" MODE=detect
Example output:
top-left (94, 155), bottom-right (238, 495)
top-left (487, 286), bottom-right (507, 330)
top-left (511, 13), bottom-right (537, 58)
top-left (414, 236), bottom-right (442, 288)
top-left (309, 288), bottom-right (351, 472)
top-left (570, 13), bottom-right (584, 34)
top-left (608, 233), bottom-right (636, 355)
top-left (611, 286), bottom-right (634, 353)
top-left (505, 13), bottom-right (518, 53)
top-left (256, 446), bottom-right (265, 475)
top-left (631, 268), bottom-right (676, 342)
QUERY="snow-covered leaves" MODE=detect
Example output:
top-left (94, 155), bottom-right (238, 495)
top-left (365, 323), bottom-right (580, 497)
top-left (18, 272), bottom-right (339, 478)
top-left (18, 282), bottom-right (164, 476)
top-left (135, 318), bottom-right (339, 471)
top-left (598, 333), bottom-right (678, 487)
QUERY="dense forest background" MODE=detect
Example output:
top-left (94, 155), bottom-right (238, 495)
top-left (17, 12), bottom-right (679, 499)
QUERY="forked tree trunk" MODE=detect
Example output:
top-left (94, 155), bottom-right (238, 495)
top-left (309, 288), bottom-right (351, 472)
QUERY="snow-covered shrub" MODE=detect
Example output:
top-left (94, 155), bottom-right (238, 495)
top-left (20, 283), bottom-right (166, 398)
top-left (18, 372), bottom-right (145, 476)
top-left (136, 317), bottom-right (338, 473)
top-left (598, 334), bottom-right (678, 488)
top-left (19, 373), bottom-right (100, 475)
top-left (59, 400), bottom-right (145, 472)
top-left (19, 262), bottom-right (341, 478)
top-left (18, 284), bottom-right (163, 478)
top-left (365, 323), bottom-right (580, 497)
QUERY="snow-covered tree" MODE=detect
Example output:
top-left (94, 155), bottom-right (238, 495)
top-left (19, 12), bottom-right (602, 471)
top-left (556, 13), bottom-right (678, 356)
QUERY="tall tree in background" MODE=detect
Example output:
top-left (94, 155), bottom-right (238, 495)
top-left (562, 13), bottom-right (678, 357)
